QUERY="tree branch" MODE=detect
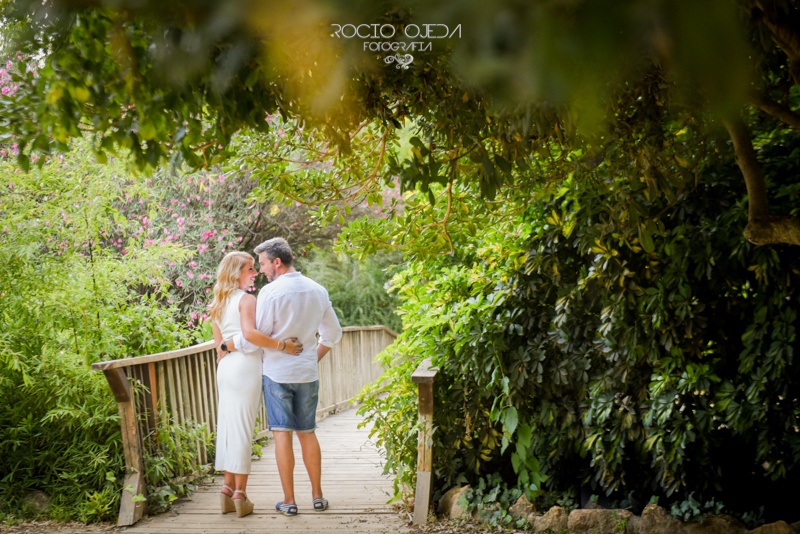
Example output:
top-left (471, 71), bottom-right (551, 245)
top-left (754, 1), bottom-right (800, 84)
top-left (724, 116), bottom-right (800, 246)
top-left (751, 93), bottom-right (800, 129)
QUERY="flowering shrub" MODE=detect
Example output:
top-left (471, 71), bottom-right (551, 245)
top-left (0, 138), bottom-right (193, 523)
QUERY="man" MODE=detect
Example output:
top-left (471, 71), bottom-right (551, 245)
top-left (226, 237), bottom-right (342, 516)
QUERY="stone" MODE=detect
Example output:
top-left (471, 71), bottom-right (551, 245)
top-left (635, 504), bottom-right (686, 534)
top-left (437, 485), bottom-right (471, 519)
top-left (685, 514), bottom-right (748, 534)
top-left (508, 494), bottom-right (536, 519)
top-left (24, 490), bottom-right (51, 514)
top-left (749, 521), bottom-right (796, 534)
top-left (568, 508), bottom-right (634, 533)
top-left (530, 505), bottom-right (569, 534)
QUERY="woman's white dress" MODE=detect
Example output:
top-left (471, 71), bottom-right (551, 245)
top-left (214, 289), bottom-right (263, 474)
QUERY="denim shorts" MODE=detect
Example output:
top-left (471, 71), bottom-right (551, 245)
top-left (262, 375), bottom-right (319, 432)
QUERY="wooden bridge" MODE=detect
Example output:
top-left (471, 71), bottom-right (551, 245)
top-left (91, 326), bottom-right (439, 531)
top-left (129, 408), bottom-right (413, 534)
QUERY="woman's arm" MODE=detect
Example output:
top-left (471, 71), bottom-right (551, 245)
top-left (239, 294), bottom-right (303, 354)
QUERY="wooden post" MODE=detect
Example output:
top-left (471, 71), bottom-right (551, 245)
top-left (102, 368), bottom-right (147, 527)
top-left (411, 358), bottom-right (438, 525)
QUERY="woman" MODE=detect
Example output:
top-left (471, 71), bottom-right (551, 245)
top-left (208, 251), bottom-right (302, 518)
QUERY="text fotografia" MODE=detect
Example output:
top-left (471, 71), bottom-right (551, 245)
top-left (330, 23), bottom-right (462, 69)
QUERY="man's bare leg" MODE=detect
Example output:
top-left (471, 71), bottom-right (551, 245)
top-left (297, 431), bottom-right (323, 499)
top-left (273, 430), bottom-right (296, 504)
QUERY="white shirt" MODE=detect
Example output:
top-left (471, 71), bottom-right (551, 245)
top-left (233, 271), bottom-right (342, 383)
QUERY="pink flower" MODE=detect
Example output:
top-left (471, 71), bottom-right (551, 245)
top-left (176, 280), bottom-right (183, 287)
top-left (187, 272), bottom-right (195, 279)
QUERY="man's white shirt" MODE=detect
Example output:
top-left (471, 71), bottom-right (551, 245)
top-left (233, 272), bottom-right (342, 383)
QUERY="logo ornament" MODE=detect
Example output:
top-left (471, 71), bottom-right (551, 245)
top-left (384, 54), bottom-right (414, 69)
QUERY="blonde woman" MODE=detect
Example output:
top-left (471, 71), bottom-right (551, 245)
top-left (208, 251), bottom-right (302, 518)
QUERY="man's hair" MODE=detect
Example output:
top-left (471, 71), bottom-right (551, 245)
top-left (254, 237), bottom-right (294, 266)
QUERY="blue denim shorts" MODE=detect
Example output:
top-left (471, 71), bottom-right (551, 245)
top-left (262, 376), bottom-right (319, 432)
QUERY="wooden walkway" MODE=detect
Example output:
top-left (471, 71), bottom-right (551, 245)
top-left (127, 408), bottom-right (414, 534)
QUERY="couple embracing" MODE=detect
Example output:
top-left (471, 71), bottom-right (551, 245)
top-left (206, 237), bottom-right (342, 518)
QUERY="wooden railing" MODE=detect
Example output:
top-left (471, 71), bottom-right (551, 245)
top-left (92, 325), bottom-right (397, 527)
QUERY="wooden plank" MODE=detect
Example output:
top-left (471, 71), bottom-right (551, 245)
top-left (156, 361), bottom-right (168, 429)
top-left (165, 359), bottom-right (179, 424)
top-left (103, 368), bottom-right (130, 403)
top-left (147, 362), bottom-right (159, 435)
top-left (204, 352), bottom-right (218, 435)
top-left (104, 368), bottom-right (147, 527)
top-left (411, 358), bottom-right (438, 384)
top-left (413, 471), bottom-right (432, 525)
top-left (91, 341), bottom-right (216, 370)
top-left (194, 354), bottom-right (210, 465)
top-left (412, 362), bottom-right (436, 525)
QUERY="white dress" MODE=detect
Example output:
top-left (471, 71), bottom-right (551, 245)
top-left (214, 290), bottom-right (263, 474)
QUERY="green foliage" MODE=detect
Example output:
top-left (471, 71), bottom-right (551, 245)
top-left (142, 418), bottom-right (213, 515)
top-left (463, 474), bottom-right (527, 529)
top-left (358, 114), bottom-right (800, 522)
top-left (1, 0), bottom-right (756, 185)
top-left (301, 247), bottom-right (402, 332)
top-left (0, 142), bottom-right (195, 523)
top-left (0, 349), bottom-right (122, 523)
top-left (669, 493), bottom-right (725, 523)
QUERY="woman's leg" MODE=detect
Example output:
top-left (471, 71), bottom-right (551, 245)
top-left (222, 472), bottom-right (235, 495)
top-left (234, 473), bottom-right (249, 493)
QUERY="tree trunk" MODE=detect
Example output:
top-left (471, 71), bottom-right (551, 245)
top-left (724, 117), bottom-right (800, 246)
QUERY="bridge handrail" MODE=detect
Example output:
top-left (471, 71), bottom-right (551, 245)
top-left (92, 325), bottom-right (397, 526)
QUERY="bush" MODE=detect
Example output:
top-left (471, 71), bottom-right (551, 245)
top-left (0, 143), bottom-right (194, 523)
top-left (359, 132), bottom-right (800, 523)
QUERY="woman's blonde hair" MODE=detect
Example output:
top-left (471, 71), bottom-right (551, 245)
top-left (208, 251), bottom-right (254, 322)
